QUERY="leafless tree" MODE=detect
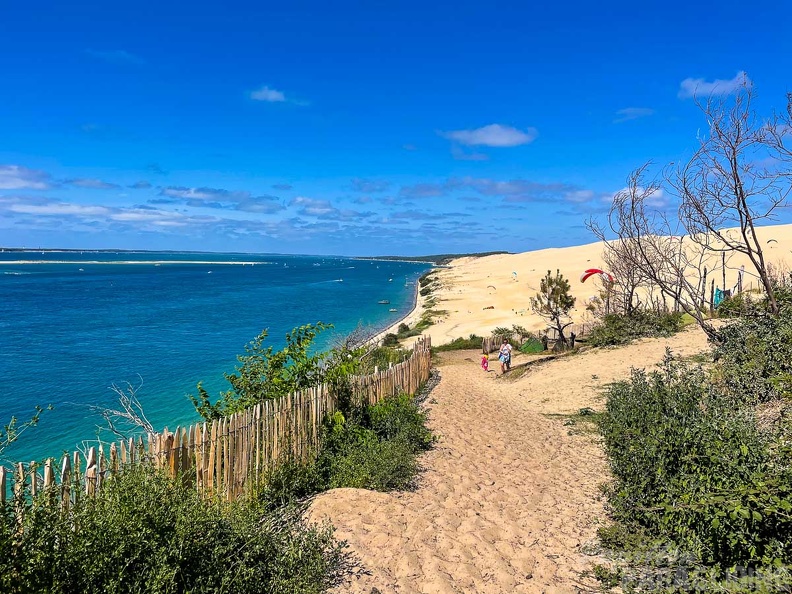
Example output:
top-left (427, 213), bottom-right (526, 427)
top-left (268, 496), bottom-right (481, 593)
top-left (588, 164), bottom-right (720, 340)
top-left (601, 236), bottom-right (653, 315)
top-left (671, 81), bottom-right (792, 315)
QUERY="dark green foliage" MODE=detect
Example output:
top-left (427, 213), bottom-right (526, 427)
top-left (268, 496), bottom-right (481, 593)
top-left (600, 352), bottom-right (792, 570)
top-left (713, 308), bottom-right (792, 403)
top-left (1, 465), bottom-right (351, 594)
top-left (191, 323), bottom-right (332, 420)
top-left (394, 323), bottom-right (422, 341)
top-left (368, 392), bottom-right (433, 450)
top-left (587, 311), bottom-right (684, 347)
top-left (432, 334), bottom-right (483, 352)
top-left (381, 333), bottom-right (400, 347)
top-left (419, 286), bottom-right (433, 297)
top-left (316, 394), bottom-right (431, 491)
top-left (530, 270), bottom-right (576, 344)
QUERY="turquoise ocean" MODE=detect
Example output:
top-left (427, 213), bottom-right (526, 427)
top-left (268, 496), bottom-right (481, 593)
top-left (0, 251), bottom-right (430, 464)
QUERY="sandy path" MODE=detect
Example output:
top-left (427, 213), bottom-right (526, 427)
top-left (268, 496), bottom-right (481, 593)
top-left (310, 327), bottom-right (710, 593)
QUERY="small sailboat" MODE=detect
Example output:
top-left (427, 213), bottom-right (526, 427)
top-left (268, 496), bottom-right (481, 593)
top-left (389, 308), bottom-right (398, 312)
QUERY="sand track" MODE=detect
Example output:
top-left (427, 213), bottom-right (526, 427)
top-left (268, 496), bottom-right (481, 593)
top-left (310, 328), bottom-right (709, 593)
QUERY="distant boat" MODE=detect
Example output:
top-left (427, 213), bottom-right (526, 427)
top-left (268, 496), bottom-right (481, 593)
top-left (388, 278), bottom-right (393, 282)
top-left (389, 308), bottom-right (398, 312)
top-left (378, 300), bottom-right (390, 304)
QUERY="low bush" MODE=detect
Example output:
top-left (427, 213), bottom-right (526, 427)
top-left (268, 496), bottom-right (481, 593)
top-left (381, 333), bottom-right (399, 347)
top-left (433, 334), bottom-right (483, 352)
top-left (713, 307), bottom-right (792, 403)
top-left (587, 311), bottom-right (684, 347)
top-left (600, 352), bottom-right (792, 571)
top-left (1, 465), bottom-right (351, 594)
top-left (716, 292), bottom-right (756, 318)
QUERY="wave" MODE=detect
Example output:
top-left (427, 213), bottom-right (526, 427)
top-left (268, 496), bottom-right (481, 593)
top-left (2, 271), bottom-right (31, 275)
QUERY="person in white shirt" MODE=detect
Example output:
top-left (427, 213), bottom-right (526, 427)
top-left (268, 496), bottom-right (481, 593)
top-left (498, 338), bottom-right (512, 374)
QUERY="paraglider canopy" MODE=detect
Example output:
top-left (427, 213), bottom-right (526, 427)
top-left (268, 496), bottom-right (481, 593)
top-left (580, 268), bottom-right (615, 284)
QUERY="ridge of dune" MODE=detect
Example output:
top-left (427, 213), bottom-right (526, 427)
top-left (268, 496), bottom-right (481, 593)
top-left (385, 223), bottom-right (792, 346)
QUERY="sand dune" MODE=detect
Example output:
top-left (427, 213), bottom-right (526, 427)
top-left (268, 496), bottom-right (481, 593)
top-left (386, 223), bottom-right (792, 346)
top-left (310, 327), bottom-right (710, 593)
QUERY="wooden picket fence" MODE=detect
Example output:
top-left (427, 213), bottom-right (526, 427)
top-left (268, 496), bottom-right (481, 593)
top-left (1, 337), bottom-right (432, 505)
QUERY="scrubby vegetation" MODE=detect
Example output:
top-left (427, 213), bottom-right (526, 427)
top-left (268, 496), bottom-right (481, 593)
top-left (597, 293), bottom-right (792, 590)
top-left (1, 465), bottom-right (352, 594)
top-left (586, 311), bottom-right (685, 347)
top-left (432, 334), bottom-right (483, 352)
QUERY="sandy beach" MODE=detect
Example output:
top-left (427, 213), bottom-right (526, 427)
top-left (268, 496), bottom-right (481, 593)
top-left (383, 224), bottom-right (792, 346)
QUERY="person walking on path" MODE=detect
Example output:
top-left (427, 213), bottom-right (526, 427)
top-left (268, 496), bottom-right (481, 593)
top-left (498, 338), bottom-right (512, 374)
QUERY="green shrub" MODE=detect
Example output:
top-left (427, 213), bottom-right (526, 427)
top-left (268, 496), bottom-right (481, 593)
top-left (1, 465), bottom-right (350, 594)
top-left (381, 333), bottom-right (399, 347)
top-left (713, 308), bottom-right (792, 403)
top-left (600, 352), bottom-right (792, 569)
top-left (433, 334), bottom-right (483, 352)
top-left (587, 311), bottom-right (684, 347)
top-left (397, 323), bottom-right (410, 334)
top-left (368, 392), bottom-right (433, 450)
top-left (419, 286), bottom-right (432, 297)
top-left (716, 292), bottom-right (756, 318)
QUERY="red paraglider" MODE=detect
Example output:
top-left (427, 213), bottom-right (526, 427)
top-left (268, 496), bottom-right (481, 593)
top-left (580, 268), bottom-right (615, 284)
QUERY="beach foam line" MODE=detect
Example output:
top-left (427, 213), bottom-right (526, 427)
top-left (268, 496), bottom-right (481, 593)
top-left (1, 260), bottom-right (271, 266)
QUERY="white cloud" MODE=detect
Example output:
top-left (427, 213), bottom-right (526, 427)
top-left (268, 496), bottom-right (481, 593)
top-left (441, 124), bottom-right (538, 147)
top-left (250, 85), bottom-right (287, 102)
top-left (0, 165), bottom-right (53, 190)
top-left (614, 107), bottom-right (656, 123)
top-left (678, 71), bottom-right (750, 99)
top-left (7, 201), bottom-right (110, 217)
top-left (291, 196), bottom-right (336, 217)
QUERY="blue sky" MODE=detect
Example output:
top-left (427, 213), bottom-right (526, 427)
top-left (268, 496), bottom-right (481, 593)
top-left (0, 0), bottom-right (789, 255)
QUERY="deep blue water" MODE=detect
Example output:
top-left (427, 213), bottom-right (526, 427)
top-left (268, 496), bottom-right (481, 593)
top-left (0, 251), bottom-right (429, 464)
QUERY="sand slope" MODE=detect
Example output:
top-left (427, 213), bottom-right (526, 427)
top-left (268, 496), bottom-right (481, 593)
top-left (387, 223), bottom-right (792, 347)
top-left (310, 326), bottom-right (710, 593)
